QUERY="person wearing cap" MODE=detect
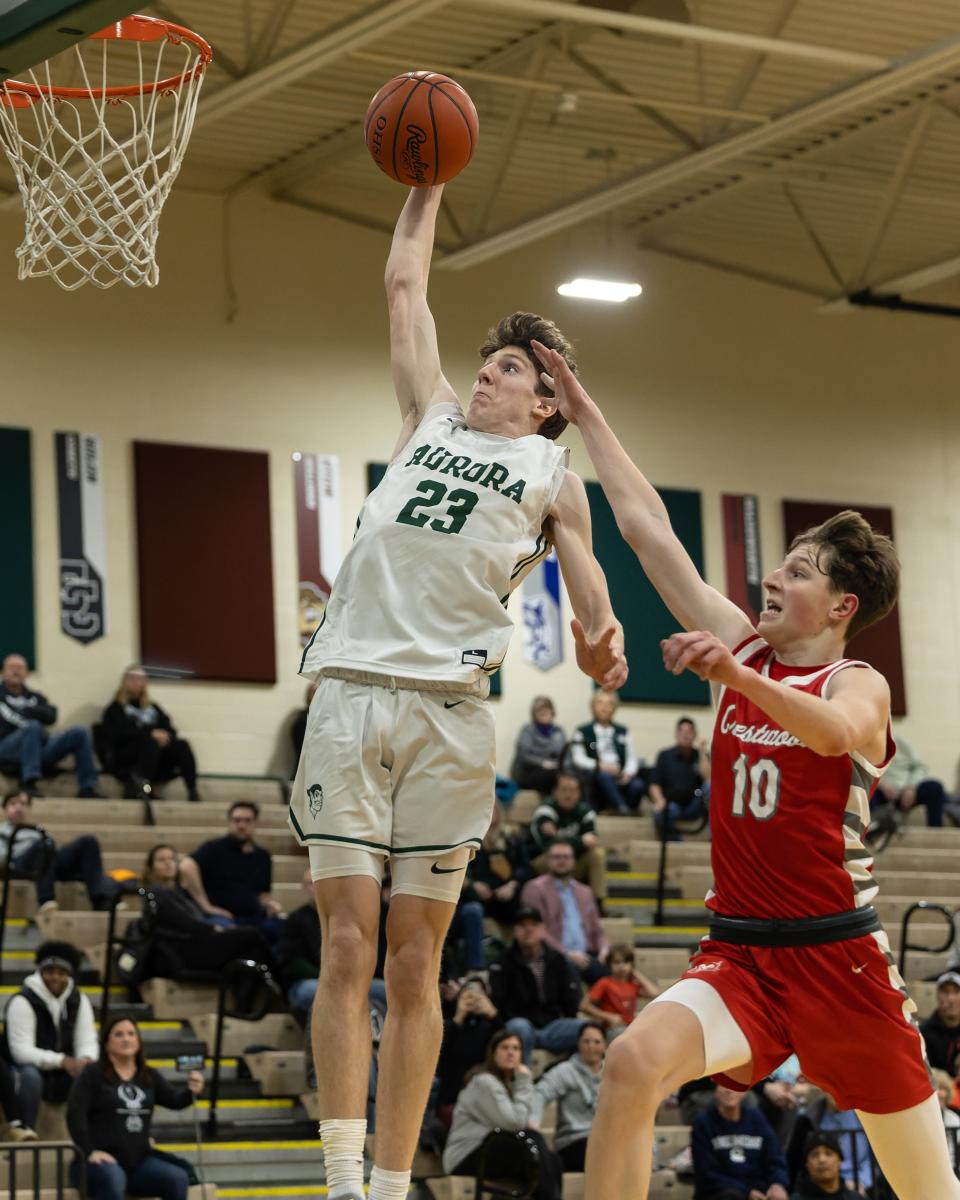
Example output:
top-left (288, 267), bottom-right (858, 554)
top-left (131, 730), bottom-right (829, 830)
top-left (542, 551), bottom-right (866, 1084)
top-left (487, 905), bottom-right (584, 1064)
top-left (790, 1131), bottom-right (861, 1198)
top-left (2, 940), bottom-right (97, 1131)
top-left (920, 971), bottom-right (960, 1077)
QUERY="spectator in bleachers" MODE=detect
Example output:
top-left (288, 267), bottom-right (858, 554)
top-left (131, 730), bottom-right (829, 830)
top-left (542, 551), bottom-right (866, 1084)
top-left (289, 680), bottom-right (317, 778)
top-left (436, 976), bottom-right (503, 1127)
top-left (871, 733), bottom-right (950, 827)
top-left (0, 654), bottom-right (103, 799)
top-left (530, 1020), bottom-right (605, 1172)
top-left (528, 773), bottom-right (606, 905)
top-left (650, 716), bottom-right (709, 841)
top-left (446, 890), bottom-right (487, 974)
top-left (569, 691), bottom-right (645, 814)
top-left (578, 942), bottom-right (659, 1034)
top-left (691, 1084), bottom-right (789, 1200)
top-left (99, 665), bottom-right (199, 802)
top-left (756, 1055), bottom-right (808, 1148)
top-left (520, 841), bottom-right (609, 983)
top-left (0, 790), bottom-right (118, 914)
top-left (442, 1029), bottom-right (563, 1200)
top-left (464, 799), bottom-right (534, 928)
top-left (276, 868), bottom-right (321, 1027)
top-left (179, 801), bottom-right (284, 939)
top-left (67, 1014), bottom-right (202, 1200)
top-left (933, 1068), bottom-right (960, 1171)
top-left (4, 940), bottom-right (97, 1134)
top-left (489, 905), bottom-right (584, 1063)
top-left (788, 1093), bottom-right (872, 1195)
top-left (510, 696), bottom-right (567, 796)
top-left (789, 1131), bottom-right (860, 1199)
top-left (921, 970), bottom-right (960, 1076)
top-left (142, 843), bottom-right (277, 979)
top-left (0, 1057), bottom-right (35, 1141)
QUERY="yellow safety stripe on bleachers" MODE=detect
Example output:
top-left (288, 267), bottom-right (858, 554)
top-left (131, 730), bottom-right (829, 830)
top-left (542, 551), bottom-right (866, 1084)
top-left (613, 896), bottom-right (698, 907)
top-left (0, 985), bottom-right (124, 994)
top-left (94, 1020), bottom-right (183, 1030)
top-left (190, 1098), bottom-right (294, 1109)
top-left (218, 1189), bottom-right (333, 1197)
top-left (147, 1057), bottom-right (238, 1068)
top-left (633, 926), bottom-right (709, 935)
top-left (607, 871), bottom-right (658, 880)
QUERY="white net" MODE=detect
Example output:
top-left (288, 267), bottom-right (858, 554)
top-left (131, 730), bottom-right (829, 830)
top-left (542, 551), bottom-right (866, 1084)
top-left (0, 20), bottom-right (209, 289)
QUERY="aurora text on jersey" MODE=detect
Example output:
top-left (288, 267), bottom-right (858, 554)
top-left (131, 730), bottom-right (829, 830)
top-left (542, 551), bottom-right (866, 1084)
top-left (402, 442), bottom-right (527, 504)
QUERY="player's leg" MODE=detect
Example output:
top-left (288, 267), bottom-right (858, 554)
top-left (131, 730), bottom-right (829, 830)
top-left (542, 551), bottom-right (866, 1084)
top-left (585, 979), bottom-right (753, 1200)
top-left (857, 1095), bottom-right (960, 1199)
top-left (372, 850), bottom-right (468, 1194)
top-left (312, 862), bottom-right (383, 1200)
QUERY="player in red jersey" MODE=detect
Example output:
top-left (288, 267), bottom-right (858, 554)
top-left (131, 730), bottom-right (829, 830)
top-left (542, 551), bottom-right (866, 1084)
top-left (531, 339), bottom-right (959, 1200)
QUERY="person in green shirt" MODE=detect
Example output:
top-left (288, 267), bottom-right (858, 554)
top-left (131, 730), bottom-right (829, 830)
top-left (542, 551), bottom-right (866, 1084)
top-left (528, 772), bottom-right (606, 902)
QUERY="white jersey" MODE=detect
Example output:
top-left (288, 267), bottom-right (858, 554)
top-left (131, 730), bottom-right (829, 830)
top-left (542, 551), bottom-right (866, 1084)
top-left (300, 403), bottom-right (568, 686)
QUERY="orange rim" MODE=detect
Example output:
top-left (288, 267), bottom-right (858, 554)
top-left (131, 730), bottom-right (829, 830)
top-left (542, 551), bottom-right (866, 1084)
top-left (0, 14), bottom-right (212, 105)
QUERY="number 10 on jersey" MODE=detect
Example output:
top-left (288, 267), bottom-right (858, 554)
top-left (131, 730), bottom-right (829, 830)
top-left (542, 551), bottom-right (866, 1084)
top-left (731, 754), bottom-right (781, 820)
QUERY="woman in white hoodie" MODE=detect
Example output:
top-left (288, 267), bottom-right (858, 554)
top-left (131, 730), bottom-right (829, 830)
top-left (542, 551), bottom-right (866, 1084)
top-left (442, 1029), bottom-right (563, 1200)
top-left (4, 940), bottom-right (98, 1132)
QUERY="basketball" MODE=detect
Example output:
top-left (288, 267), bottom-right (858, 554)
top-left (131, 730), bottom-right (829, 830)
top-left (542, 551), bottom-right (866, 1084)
top-left (364, 71), bottom-right (479, 187)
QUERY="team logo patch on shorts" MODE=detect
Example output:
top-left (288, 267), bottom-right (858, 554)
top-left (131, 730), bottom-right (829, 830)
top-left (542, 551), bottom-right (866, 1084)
top-left (307, 783), bottom-right (324, 817)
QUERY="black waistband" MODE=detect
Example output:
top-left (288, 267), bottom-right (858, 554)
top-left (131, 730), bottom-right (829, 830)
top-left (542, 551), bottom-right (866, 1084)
top-left (708, 906), bottom-right (881, 948)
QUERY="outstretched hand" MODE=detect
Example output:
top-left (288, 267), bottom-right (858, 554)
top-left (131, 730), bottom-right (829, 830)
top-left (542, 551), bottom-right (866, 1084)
top-left (661, 631), bottom-right (742, 688)
top-left (530, 339), bottom-right (594, 425)
top-left (572, 619), bottom-right (628, 689)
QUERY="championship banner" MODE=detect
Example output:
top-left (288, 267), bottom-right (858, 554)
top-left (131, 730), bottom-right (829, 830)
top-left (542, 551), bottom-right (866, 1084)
top-left (722, 493), bottom-right (762, 625)
top-left (294, 452), bottom-right (342, 647)
top-left (521, 550), bottom-right (563, 671)
top-left (55, 432), bottom-right (107, 644)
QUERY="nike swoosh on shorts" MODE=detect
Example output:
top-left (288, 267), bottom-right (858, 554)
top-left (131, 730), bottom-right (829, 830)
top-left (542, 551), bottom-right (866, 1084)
top-left (431, 863), bottom-right (465, 874)
top-left (443, 700), bottom-right (466, 709)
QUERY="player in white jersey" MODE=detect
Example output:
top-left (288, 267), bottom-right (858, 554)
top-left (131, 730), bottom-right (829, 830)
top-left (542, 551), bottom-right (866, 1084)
top-left (291, 185), bottom-right (628, 1200)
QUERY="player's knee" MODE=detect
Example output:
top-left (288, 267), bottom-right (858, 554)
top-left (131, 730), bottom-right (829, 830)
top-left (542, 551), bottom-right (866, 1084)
top-left (383, 939), bottom-right (438, 1013)
top-left (321, 920), bottom-right (377, 992)
top-left (604, 1029), bottom-right (672, 1102)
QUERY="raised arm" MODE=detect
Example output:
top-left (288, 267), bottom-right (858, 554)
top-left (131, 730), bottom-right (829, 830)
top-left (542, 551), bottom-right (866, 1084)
top-left (545, 472), bottom-right (628, 690)
top-left (532, 341), bottom-right (754, 649)
top-left (385, 186), bottom-right (458, 453)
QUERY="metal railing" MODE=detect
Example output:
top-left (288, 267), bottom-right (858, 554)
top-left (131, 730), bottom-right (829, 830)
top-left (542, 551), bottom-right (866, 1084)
top-left (898, 900), bottom-right (956, 978)
top-left (205, 959), bottom-right (278, 1136)
top-left (653, 791), bottom-right (709, 927)
top-left (2, 1140), bottom-right (86, 1200)
top-left (0, 824), bottom-right (55, 983)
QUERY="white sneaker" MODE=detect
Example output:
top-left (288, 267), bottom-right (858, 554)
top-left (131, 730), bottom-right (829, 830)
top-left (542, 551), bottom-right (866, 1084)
top-left (37, 899), bottom-right (59, 916)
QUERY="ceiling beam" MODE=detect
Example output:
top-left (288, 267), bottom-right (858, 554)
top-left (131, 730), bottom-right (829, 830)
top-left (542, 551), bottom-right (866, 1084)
top-left (434, 35), bottom-right (960, 271)
top-left (821, 251), bottom-right (960, 312)
top-left (646, 242), bottom-right (832, 298)
top-left (477, 0), bottom-right (890, 72)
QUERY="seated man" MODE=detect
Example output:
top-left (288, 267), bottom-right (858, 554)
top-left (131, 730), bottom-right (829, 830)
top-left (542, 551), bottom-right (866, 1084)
top-left (872, 733), bottom-right (951, 828)
top-left (569, 691), bottom-right (645, 813)
top-left (649, 715), bottom-right (709, 841)
top-left (276, 868), bottom-right (321, 1026)
top-left (179, 801), bottom-right (284, 939)
top-left (0, 791), bottom-right (117, 912)
top-left (790, 1131), bottom-right (861, 1199)
top-left (0, 655), bottom-right (103, 798)
top-left (920, 970), bottom-right (960, 1077)
top-left (488, 905), bottom-right (584, 1063)
top-left (520, 841), bottom-right (609, 983)
top-left (3, 941), bottom-right (97, 1132)
top-left (692, 1084), bottom-right (789, 1200)
top-left (528, 772), bottom-right (606, 904)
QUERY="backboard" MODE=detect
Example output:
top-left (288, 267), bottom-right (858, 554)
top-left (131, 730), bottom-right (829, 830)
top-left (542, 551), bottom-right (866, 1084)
top-left (0, 0), bottom-right (136, 79)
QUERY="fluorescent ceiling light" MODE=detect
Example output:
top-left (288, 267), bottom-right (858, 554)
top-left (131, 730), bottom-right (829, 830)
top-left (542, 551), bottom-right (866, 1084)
top-left (557, 277), bottom-right (642, 302)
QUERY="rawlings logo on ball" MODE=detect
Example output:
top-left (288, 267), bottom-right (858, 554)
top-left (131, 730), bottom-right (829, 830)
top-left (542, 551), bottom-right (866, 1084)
top-left (400, 124), bottom-right (430, 185)
top-left (307, 783), bottom-right (324, 817)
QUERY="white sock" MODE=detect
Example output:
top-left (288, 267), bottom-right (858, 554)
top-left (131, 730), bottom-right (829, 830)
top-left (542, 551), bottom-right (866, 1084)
top-left (367, 1164), bottom-right (412, 1200)
top-left (320, 1119), bottom-right (367, 1199)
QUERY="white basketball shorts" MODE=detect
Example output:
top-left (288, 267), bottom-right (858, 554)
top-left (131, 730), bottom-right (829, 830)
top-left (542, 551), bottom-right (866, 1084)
top-left (288, 670), bottom-right (496, 866)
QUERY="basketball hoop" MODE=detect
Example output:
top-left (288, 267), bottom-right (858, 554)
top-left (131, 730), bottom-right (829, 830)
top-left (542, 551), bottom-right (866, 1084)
top-left (0, 14), bottom-right (212, 289)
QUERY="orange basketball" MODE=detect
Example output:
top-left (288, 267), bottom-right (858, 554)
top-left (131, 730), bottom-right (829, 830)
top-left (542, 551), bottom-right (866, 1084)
top-left (364, 71), bottom-right (479, 187)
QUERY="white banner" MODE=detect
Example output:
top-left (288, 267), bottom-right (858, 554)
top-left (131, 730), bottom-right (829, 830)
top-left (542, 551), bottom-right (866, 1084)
top-left (521, 550), bottom-right (563, 670)
top-left (55, 432), bottom-right (107, 644)
top-left (294, 452), bottom-right (342, 648)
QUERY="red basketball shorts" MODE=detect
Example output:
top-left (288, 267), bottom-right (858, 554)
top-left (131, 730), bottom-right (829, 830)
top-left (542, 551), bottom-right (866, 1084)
top-left (679, 928), bottom-right (934, 1113)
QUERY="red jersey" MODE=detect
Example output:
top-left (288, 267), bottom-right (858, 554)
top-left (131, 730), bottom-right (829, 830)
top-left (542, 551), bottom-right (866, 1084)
top-left (707, 635), bottom-right (894, 920)
top-left (587, 975), bottom-right (640, 1023)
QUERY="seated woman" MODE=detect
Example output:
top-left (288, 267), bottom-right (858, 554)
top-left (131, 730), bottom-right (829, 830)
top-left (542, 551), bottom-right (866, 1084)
top-left (530, 1021), bottom-right (605, 1172)
top-left (436, 977), bottom-right (503, 1127)
top-left (510, 697), bottom-right (567, 795)
top-left (100, 666), bottom-right (198, 801)
top-left (142, 844), bottom-right (276, 978)
top-left (442, 1030), bottom-right (562, 1200)
top-left (464, 800), bottom-right (534, 928)
top-left (67, 1015), bottom-right (203, 1200)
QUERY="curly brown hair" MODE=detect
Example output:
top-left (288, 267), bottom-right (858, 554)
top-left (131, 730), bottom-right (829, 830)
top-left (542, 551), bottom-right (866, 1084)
top-left (478, 312), bottom-right (576, 441)
top-left (788, 510), bottom-right (900, 641)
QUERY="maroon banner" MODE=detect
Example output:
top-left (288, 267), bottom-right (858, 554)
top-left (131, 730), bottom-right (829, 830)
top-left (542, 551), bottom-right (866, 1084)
top-left (782, 501), bottom-right (906, 716)
top-left (722, 493), bottom-right (762, 626)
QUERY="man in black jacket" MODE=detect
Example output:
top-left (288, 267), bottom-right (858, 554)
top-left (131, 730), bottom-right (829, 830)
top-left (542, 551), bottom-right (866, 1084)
top-left (0, 655), bottom-right (102, 798)
top-left (488, 905), bottom-right (584, 1063)
top-left (921, 970), bottom-right (960, 1076)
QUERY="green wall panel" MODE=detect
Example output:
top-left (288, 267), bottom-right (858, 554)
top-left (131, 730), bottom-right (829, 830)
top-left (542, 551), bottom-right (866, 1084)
top-left (0, 427), bottom-right (35, 667)
top-left (586, 481), bottom-right (709, 706)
